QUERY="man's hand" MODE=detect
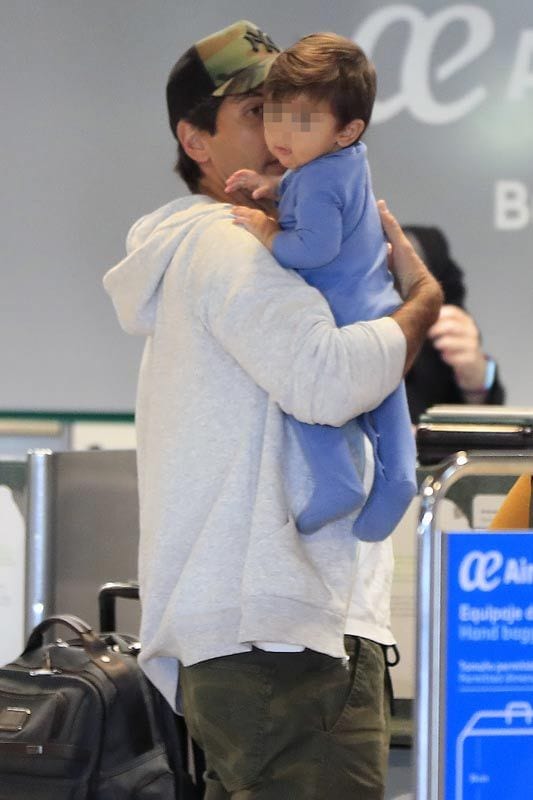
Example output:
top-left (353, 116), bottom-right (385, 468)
top-left (428, 305), bottom-right (488, 394)
top-left (225, 169), bottom-right (280, 201)
top-left (232, 205), bottom-right (280, 250)
top-left (379, 200), bottom-right (431, 299)
top-left (378, 200), bottom-right (444, 374)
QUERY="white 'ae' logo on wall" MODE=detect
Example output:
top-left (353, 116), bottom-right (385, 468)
top-left (354, 4), bottom-right (533, 124)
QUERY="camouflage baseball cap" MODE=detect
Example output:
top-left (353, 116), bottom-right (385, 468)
top-left (166, 20), bottom-right (280, 138)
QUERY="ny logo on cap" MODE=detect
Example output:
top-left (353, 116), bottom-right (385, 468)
top-left (244, 27), bottom-right (279, 54)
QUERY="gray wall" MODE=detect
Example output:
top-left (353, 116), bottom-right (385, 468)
top-left (1, 1), bottom-right (532, 411)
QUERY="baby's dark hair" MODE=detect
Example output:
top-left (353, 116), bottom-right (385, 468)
top-left (265, 33), bottom-right (376, 131)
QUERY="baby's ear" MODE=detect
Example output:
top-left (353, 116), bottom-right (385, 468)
top-left (336, 119), bottom-right (365, 147)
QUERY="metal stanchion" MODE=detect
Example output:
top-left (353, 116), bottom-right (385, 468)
top-left (24, 449), bottom-right (54, 636)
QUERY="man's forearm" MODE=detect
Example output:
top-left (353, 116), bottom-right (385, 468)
top-left (377, 199), bottom-right (444, 374)
top-left (391, 274), bottom-right (443, 374)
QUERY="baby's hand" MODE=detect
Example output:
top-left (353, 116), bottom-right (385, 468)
top-left (232, 206), bottom-right (280, 250)
top-left (225, 169), bottom-right (279, 201)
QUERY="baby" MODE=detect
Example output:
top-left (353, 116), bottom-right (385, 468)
top-left (226, 33), bottom-right (416, 541)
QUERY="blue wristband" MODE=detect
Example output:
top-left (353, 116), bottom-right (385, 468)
top-left (484, 357), bottom-right (497, 391)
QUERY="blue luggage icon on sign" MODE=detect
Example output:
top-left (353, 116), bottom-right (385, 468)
top-left (456, 701), bottom-right (533, 799)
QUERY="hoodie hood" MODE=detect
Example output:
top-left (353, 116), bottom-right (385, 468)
top-left (103, 195), bottom-right (219, 336)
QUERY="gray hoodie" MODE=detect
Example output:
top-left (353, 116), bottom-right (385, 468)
top-left (103, 195), bottom-right (405, 709)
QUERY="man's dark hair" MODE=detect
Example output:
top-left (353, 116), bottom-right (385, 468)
top-left (174, 95), bottom-right (224, 192)
top-left (265, 33), bottom-right (376, 131)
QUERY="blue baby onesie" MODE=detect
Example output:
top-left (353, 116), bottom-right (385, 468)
top-left (272, 143), bottom-right (416, 541)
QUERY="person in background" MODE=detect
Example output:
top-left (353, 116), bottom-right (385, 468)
top-left (403, 226), bottom-right (505, 423)
top-left (490, 474), bottom-right (533, 530)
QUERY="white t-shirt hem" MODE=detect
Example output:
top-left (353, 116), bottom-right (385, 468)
top-left (344, 620), bottom-right (396, 646)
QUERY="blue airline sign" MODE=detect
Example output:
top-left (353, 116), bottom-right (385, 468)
top-left (445, 532), bottom-right (533, 799)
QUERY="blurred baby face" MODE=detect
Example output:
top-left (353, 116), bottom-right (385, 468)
top-left (263, 95), bottom-right (341, 170)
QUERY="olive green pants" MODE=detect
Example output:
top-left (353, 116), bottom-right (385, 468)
top-left (179, 636), bottom-right (392, 799)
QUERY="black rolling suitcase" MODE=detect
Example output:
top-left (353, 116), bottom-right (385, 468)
top-left (98, 582), bottom-right (204, 799)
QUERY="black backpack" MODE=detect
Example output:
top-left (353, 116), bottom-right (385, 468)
top-left (0, 615), bottom-right (197, 799)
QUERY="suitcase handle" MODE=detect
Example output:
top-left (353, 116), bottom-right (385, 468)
top-left (99, 581), bottom-right (139, 632)
top-left (23, 614), bottom-right (106, 658)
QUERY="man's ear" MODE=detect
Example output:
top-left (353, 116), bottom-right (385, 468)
top-left (336, 118), bottom-right (365, 148)
top-left (177, 119), bottom-right (210, 165)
